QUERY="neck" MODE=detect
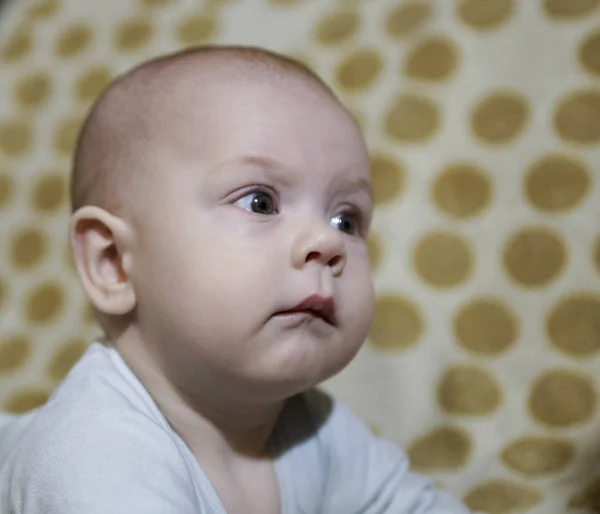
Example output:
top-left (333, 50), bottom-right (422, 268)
top-left (111, 329), bottom-right (285, 464)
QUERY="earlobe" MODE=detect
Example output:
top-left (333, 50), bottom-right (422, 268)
top-left (69, 206), bottom-right (137, 316)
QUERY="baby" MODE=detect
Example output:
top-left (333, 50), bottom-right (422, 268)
top-left (0, 46), bottom-right (471, 513)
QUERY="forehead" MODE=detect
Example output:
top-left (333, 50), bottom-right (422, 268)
top-left (156, 70), bottom-right (368, 169)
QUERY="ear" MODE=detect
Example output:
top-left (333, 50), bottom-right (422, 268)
top-left (69, 206), bottom-right (136, 316)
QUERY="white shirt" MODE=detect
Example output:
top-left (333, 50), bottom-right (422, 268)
top-left (0, 342), bottom-right (471, 513)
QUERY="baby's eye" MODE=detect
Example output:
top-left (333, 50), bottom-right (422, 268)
top-left (331, 212), bottom-right (359, 235)
top-left (233, 190), bottom-right (278, 215)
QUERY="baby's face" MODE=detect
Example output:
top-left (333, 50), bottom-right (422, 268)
top-left (127, 75), bottom-right (374, 399)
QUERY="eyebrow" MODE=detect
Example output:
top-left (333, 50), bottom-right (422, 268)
top-left (233, 155), bottom-right (283, 170)
top-left (337, 175), bottom-right (373, 202)
top-left (211, 155), bottom-right (287, 173)
top-left (208, 154), bottom-right (295, 185)
top-left (210, 154), bottom-right (373, 199)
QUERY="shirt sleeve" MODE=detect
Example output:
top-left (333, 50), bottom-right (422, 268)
top-left (307, 391), bottom-right (473, 514)
top-left (0, 410), bottom-right (202, 514)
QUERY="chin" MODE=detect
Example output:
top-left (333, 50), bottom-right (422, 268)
top-left (261, 341), bottom-right (358, 396)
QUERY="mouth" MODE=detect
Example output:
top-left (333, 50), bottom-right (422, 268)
top-left (274, 294), bottom-right (336, 326)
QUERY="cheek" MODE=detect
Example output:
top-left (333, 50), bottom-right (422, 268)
top-left (341, 256), bottom-right (375, 329)
top-left (352, 277), bottom-right (375, 329)
top-left (152, 228), bottom-right (282, 312)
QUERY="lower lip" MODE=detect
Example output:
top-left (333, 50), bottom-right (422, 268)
top-left (273, 311), bottom-right (329, 325)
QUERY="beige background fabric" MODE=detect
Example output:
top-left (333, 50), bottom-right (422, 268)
top-left (0, 0), bottom-right (599, 512)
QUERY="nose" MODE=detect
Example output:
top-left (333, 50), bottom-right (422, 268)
top-left (291, 222), bottom-right (347, 276)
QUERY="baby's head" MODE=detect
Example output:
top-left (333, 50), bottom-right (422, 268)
top-left (70, 46), bottom-right (374, 402)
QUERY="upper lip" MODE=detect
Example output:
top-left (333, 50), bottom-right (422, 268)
top-left (276, 294), bottom-right (336, 325)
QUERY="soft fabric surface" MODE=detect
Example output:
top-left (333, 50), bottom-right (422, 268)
top-left (0, 343), bottom-right (471, 513)
top-left (0, 0), bottom-right (599, 512)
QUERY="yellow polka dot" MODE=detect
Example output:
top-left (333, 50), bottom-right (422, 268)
top-left (503, 227), bottom-right (566, 287)
top-left (141, 0), bottom-right (172, 7)
top-left (438, 365), bottom-right (502, 415)
top-left (1, 28), bottom-right (32, 63)
top-left (529, 369), bottom-right (596, 427)
top-left (25, 281), bottom-right (65, 325)
top-left (543, 0), bottom-right (599, 18)
top-left (432, 162), bottom-right (491, 218)
top-left (31, 171), bottom-right (67, 213)
top-left (404, 36), bottom-right (459, 82)
top-left (454, 298), bottom-right (518, 355)
top-left (269, 0), bottom-right (304, 5)
top-left (84, 302), bottom-right (97, 326)
top-left (457, 0), bottom-right (514, 31)
top-left (115, 18), bottom-right (154, 52)
top-left (594, 237), bottom-right (600, 274)
top-left (385, 93), bottom-right (440, 143)
top-left (471, 91), bottom-right (529, 144)
top-left (0, 335), bottom-right (31, 374)
top-left (27, 0), bottom-right (60, 19)
top-left (14, 72), bottom-right (52, 110)
top-left (385, 2), bottom-right (432, 38)
top-left (75, 65), bottom-right (112, 103)
top-left (525, 154), bottom-right (590, 212)
top-left (501, 436), bottom-right (575, 476)
top-left (55, 23), bottom-right (93, 58)
top-left (53, 116), bottom-right (83, 156)
top-left (413, 232), bottom-right (472, 288)
top-left (315, 10), bottom-right (360, 46)
top-left (204, 0), bottom-right (236, 8)
top-left (4, 388), bottom-right (49, 414)
top-left (554, 90), bottom-right (600, 145)
top-left (547, 294), bottom-right (600, 357)
top-left (569, 477), bottom-right (600, 511)
top-left (10, 227), bottom-right (47, 270)
top-left (369, 296), bottom-right (423, 350)
top-left (579, 30), bottom-right (600, 76)
top-left (63, 246), bottom-right (72, 265)
top-left (367, 232), bottom-right (383, 272)
top-left (47, 338), bottom-right (87, 381)
top-left (370, 153), bottom-right (404, 205)
top-left (465, 479), bottom-right (542, 513)
top-left (177, 14), bottom-right (217, 46)
top-left (0, 171), bottom-right (14, 209)
top-left (408, 425), bottom-right (472, 471)
top-left (65, 244), bottom-right (76, 274)
top-left (0, 279), bottom-right (6, 311)
top-left (335, 48), bottom-right (383, 92)
top-left (66, 248), bottom-right (77, 274)
top-left (0, 121), bottom-right (33, 158)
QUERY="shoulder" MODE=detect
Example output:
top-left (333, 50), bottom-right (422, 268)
top-left (0, 343), bottom-right (199, 513)
top-left (6, 342), bottom-right (181, 460)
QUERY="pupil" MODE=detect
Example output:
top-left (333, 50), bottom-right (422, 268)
top-left (252, 194), bottom-right (272, 213)
top-left (337, 214), bottom-right (355, 234)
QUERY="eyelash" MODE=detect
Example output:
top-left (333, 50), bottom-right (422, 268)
top-left (334, 209), bottom-right (365, 237)
top-left (230, 186), bottom-right (367, 236)
top-left (231, 186), bottom-right (280, 213)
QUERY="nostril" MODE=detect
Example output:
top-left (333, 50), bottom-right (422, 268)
top-left (328, 255), bottom-right (343, 268)
top-left (306, 251), bottom-right (320, 263)
top-left (305, 251), bottom-right (342, 268)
